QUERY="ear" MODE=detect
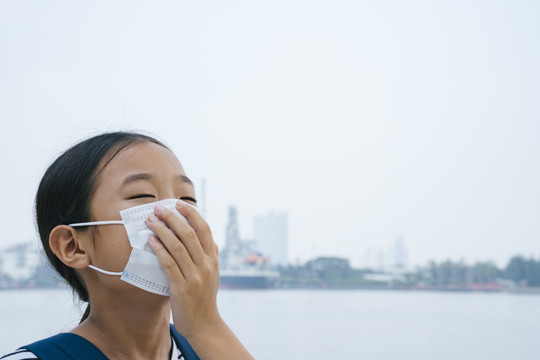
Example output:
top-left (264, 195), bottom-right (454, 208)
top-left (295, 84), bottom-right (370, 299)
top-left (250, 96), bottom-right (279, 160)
top-left (49, 225), bottom-right (91, 269)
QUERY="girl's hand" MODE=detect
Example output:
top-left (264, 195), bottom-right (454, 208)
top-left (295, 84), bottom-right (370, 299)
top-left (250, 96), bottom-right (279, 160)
top-left (146, 200), bottom-right (254, 359)
top-left (146, 200), bottom-right (220, 335)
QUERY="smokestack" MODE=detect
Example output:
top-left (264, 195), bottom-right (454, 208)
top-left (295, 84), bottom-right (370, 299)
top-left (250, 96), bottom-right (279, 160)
top-left (200, 177), bottom-right (207, 216)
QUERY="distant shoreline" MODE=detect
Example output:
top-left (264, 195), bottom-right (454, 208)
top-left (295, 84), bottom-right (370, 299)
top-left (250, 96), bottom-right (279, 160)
top-left (2, 284), bottom-right (540, 295)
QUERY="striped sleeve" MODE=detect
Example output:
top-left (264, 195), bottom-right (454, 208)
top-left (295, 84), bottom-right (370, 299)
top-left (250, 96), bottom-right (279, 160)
top-left (0, 349), bottom-right (39, 360)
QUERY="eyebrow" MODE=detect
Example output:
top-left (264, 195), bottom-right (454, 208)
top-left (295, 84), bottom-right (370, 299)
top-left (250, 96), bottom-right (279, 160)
top-left (179, 174), bottom-right (194, 186)
top-left (120, 173), bottom-right (194, 188)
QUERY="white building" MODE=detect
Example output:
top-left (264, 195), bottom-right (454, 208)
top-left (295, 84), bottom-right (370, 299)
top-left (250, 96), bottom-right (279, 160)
top-left (0, 242), bottom-right (41, 281)
top-left (394, 234), bottom-right (408, 268)
top-left (254, 212), bottom-right (288, 266)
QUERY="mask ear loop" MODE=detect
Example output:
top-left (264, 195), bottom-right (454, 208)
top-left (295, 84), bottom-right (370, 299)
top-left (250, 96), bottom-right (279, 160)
top-left (88, 265), bottom-right (123, 276)
top-left (69, 220), bottom-right (124, 227)
top-left (67, 220), bottom-right (125, 275)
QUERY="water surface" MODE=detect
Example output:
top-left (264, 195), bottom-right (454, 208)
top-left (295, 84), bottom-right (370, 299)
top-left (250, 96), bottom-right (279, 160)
top-left (1, 289), bottom-right (538, 359)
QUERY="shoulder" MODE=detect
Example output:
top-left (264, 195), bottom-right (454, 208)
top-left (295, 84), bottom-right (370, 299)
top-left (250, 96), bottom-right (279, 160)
top-left (0, 349), bottom-right (39, 359)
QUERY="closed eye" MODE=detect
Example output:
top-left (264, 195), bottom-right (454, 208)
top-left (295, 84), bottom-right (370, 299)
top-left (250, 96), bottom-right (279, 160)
top-left (180, 196), bottom-right (197, 203)
top-left (128, 194), bottom-right (156, 200)
top-left (127, 194), bottom-right (196, 203)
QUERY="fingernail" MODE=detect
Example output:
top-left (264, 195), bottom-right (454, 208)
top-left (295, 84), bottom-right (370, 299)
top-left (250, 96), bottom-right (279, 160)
top-left (149, 235), bottom-right (159, 244)
top-left (154, 204), bottom-right (166, 213)
top-left (147, 215), bottom-right (159, 223)
top-left (176, 200), bottom-right (185, 208)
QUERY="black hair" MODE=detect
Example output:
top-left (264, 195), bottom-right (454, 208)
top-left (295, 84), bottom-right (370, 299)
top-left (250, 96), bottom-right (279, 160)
top-left (35, 131), bottom-right (167, 323)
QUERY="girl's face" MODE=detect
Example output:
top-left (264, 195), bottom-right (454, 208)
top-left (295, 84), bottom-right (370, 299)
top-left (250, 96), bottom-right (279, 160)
top-left (84, 141), bottom-right (196, 290)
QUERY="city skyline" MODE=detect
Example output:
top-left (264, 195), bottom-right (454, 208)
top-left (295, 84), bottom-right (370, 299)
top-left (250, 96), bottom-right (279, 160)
top-left (2, 208), bottom-right (537, 271)
top-left (1, 236), bottom-right (537, 282)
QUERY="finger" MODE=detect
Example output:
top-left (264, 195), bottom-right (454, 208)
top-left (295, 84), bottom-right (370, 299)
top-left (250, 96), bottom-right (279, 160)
top-left (146, 214), bottom-right (197, 280)
top-left (147, 234), bottom-right (186, 286)
top-left (176, 200), bottom-right (215, 257)
top-left (153, 204), bottom-right (206, 265)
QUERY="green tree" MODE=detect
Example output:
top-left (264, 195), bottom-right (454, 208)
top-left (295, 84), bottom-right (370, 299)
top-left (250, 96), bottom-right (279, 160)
top-left (471, 261), bottom-right (500, 283)
top-left (504, 255), bottom-right (540, 286)
top-left (504, 255), bottom-right (527, 282)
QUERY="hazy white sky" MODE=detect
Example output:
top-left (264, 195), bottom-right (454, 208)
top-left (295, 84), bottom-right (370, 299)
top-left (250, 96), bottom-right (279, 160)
top-left (1, 1), bottom-right (539, 268)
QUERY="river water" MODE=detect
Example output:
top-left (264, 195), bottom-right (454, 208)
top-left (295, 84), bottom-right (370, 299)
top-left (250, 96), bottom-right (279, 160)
top-left (0, 288), bottom-right (538, 359)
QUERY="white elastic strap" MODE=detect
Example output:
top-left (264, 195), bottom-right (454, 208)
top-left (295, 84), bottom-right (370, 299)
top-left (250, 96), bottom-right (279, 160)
top-left (69, 220), bottom-right (124, 227)
top-left (88, 264), bottom-right (123, 276)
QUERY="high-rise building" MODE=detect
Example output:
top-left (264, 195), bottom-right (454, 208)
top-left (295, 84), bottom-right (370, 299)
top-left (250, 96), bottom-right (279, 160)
top-left (219, 206), bottom-right (280, 288)
top-left (254, 212), bottom-right (288, 266)
top-left (394, 234), bottom-right (408, 268)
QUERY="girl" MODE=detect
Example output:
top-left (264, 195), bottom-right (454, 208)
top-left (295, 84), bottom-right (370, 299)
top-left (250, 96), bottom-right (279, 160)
top-left (1, 132), bottom-right (253, 360)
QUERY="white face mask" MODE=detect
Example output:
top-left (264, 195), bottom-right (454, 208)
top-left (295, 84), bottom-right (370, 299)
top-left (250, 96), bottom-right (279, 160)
top-left (69, 198), bottom-right (188, 296)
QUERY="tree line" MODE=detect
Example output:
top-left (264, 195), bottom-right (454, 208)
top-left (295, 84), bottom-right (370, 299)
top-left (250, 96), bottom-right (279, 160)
top-left (278, 255), bottom-right (540, 288)
top-left (414, 255), bottom-right (540, 287)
